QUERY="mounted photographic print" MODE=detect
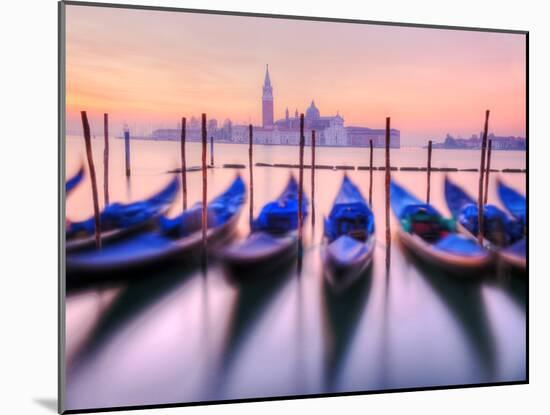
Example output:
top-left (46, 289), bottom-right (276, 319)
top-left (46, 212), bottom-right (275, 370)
top-left (59, 1), bottom-right (528, 413)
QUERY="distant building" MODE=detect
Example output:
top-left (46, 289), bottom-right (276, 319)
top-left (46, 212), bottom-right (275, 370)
top-left (151, 118), bottom-right (220, 141)
top-left (231, 66), bottom-right (400, 147)
top-left (220, 119), bottom-right (233, 141)
top-left (208, 119), bottom-right (218, 131)
top-left (346, 126), bottom-right (400, 148)
top-left (189, 116), bottom-right (200, 130)
top-left (432, 133), bottom-right (526, 150)
top-left (146, 66), bottom-right (402, 148)
top-left (262, 65), bottom-right (274, 128)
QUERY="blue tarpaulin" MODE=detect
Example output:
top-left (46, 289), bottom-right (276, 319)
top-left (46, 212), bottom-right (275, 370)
top-left (67, 176), bottom-right (179, 237)
top-left (324, 176), bottom-right (374, 242)
top-left (252, 175), bottom-right (308, 234)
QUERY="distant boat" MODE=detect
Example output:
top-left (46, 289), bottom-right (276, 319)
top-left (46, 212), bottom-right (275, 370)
top-left (322, 175), bottom-right (375, 291)
top-left (67, 175), bottom-right (245, 275)
top-left (390, 180), bottom-right (492, 273)
top-left (444, 176), bottom-right (523, 247)
top-left (219, 175), bottom-right (307, 277)
top-left (65, 165), bottom-right (84, 195)
top-left (66, 177), bottom-right (179, 252)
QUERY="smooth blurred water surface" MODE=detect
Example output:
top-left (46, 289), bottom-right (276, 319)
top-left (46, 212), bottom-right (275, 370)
top-left (64, 136), bottom-right (526, 411)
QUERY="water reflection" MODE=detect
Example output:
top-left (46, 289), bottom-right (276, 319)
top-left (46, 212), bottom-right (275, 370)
top-left (65, 287), bottom-right (122, 367)
top-left (297, 242), bottom-right (304, 276)
top-left (401, 245), bottom-right (498, 380)
top-left (65, 243), bottom-right (526, 410)
top-left (64, 138), bottom-right (526, 411)
top-left (69, 263), bottom-right (196, 367)
top-left (378, 247), bottom-right (392, 389)
top-left (125, 175), bottom-right (131, 199)
top-left (322, 268), bottom-right (372, 391)
top-left (217, 258), bottom-right (297, 388)
top-left (293, 271), bottom-right (306, 393)
top-left (496, 273), bottom-right (527, 310)
top-left (493, 260), bottom-right (527, 309)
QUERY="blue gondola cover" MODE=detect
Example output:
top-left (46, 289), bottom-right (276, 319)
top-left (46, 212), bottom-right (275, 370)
top-left (252, 175), bottom-right (308, 234)
top-left (67, 176), bottom-right (180, 237)
top-left (324, 176), bottom-right (374, 242)
top-left (160, 175), bottom-right (245, 237)
top-left (497, 179), bottom-right (526, 227)
top-left (66, 166), bottom-right (85, 194)
top-left (391, 179), bottom-right (487, 257)
top-left (445, 177), bottom-right (523, 245)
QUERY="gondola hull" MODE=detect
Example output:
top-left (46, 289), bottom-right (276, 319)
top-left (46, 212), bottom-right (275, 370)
top-left (219, 232), bottom-right (298, 278)
top-left (67, 176), bottom-right (245, 277)
top-left (219, 175), bottom-right (307, 279)
top-left (66, 177), bottom-right (179, 252)
top-left (66, 218), bottom-right (160, 252)
top-left (444, 176), bottom-right (521, 248)
top-left (397, 228), bottom-right (493, 274)
top-left (498, 238), bottom-right (526, 271)
top-left (322, 176), bottom-right (376, 290)
top-left (445, 176), bottom-right (525, 271)
top-left (497, 179), bottom-right (526, 224)
top-left (496, 180), bottom-right (526, 272)
top-left (391, 180), bottom-right (492, 274)
top-left (322, 235), bottom-right (374, 291)
top-left (66, 211), bottom-right (240, 275)
top-left (455, 221), bottom-right (493, 251)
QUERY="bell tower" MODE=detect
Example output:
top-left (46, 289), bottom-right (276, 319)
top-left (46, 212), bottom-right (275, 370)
top-left (262, 65), bottom-right (274, 128)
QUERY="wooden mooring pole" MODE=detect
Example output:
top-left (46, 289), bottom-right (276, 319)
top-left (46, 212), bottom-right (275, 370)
top-left (369, 139), bottom-right (373, 206)
top-left (124, 126), bottom-right (131, 177)
top-left (483, 139), bottom-right (493, 206)
top-left (477, 110), bottom-right (490, 245)
top-left (210, 136), bottom-right (214, 167)
top-left (201, 114), bottom-right (208, 269)
top-left (426, 140), bottom-right (433, 204)
top-left (181, 117), bottom-right (187, 211)
top-left (311, 130), bottom-right (316, 227)
top-left (385, 117), bottom-right (391, 268)
top-left (81, 111), bottom-right (101, 249)
top-left (248, 124), bottom-right (254, 228)
top-left (103, 113), bottom-right (109, 206)
top-left (298, 114), bottom-right (305, 242)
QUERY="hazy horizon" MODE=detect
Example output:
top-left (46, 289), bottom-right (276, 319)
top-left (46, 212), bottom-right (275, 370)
top-left (65, 5), bottom-right (526, 146)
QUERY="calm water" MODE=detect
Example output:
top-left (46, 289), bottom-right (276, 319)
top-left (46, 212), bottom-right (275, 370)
top-left (64, 136), bottom-right (527, 411)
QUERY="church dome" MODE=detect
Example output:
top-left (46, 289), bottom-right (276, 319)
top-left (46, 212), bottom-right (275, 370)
top-left (305, 100), bottom-right (320, 120)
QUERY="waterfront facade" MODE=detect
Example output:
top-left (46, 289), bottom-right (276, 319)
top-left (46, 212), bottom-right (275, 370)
top-left (346, 126), bottom-right (401, 148)
top-left (150, 66), bottom-right (401, 148)
top-left (432, 133), bottom-right (526, 150)
top-left (231, 67), bottom-right (400, 147)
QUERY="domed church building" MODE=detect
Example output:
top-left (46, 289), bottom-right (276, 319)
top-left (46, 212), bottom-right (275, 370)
top-left (231, 66), bottom-right (400, 148)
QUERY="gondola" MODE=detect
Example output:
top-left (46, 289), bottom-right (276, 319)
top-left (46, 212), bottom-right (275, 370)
top-left (444, 176), bottom-right (523, 248)
top-left (66, 165), bottom-right (84, 195)
top-left (497, 179), bottom-right (527, 271)
top-left (322, 175), bottom-right (375, 290)
top-left (390, 180), bottom-right (492, 273)
top-left (497, 179), bottom-right (526, 229)
top-left (499, 238), bottom-right (527, 270)
top-left (66, 176), bottom-right (179, 252)
top-left (67, 175), bottom-right (245, 275)
top-left (219, 175), bottom-right (307, 276)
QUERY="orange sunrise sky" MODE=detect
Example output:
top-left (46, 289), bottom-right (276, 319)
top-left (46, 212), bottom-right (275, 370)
top-left (65, 4), bottom-right (526, 146)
